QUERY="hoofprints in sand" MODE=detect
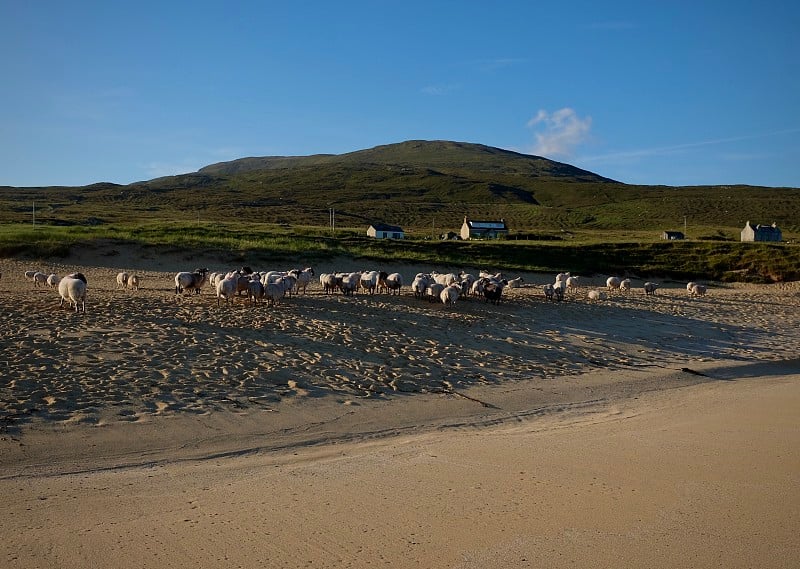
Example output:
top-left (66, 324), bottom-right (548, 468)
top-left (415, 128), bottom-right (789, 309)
top-left (1, 253), bottom-right (799, 568)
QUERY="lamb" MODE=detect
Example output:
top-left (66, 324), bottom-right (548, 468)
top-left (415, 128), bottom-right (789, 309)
top-left (116, 272), bottom-right (129, 288)
top-left (686, 281), bottom-right (697, 294)
top-left (643, 282), bottom-right (659, 296)
top-left (58, 272), bottom-right (87, 313)
top-left (175, 268), bottom-right (209, 295)
top-left (127, 274), bottom-right (140, 290)
top-left (619, 278), bottom-right (631, 293)
top-left (606, 276), bottom-right (622, 291)
top-left (46, 273), bottom-right (60, 288)
top-left (543, 283), bottom-right (555, 301)
top-left (24, 270), bottom-right (37, 282)
top-left (689, 283), bottom-right (708, 297)
top-left (506, 276), bottom-right (524, 289)
top-left (587, 289), bottom-right (608, 301)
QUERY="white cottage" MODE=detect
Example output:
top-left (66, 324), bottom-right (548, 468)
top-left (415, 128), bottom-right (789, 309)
top-left (367, 223), bottom-right (404, 239)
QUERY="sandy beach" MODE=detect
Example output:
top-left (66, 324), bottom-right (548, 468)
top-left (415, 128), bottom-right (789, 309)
top-left (1, 248), bottom-right (799, 568)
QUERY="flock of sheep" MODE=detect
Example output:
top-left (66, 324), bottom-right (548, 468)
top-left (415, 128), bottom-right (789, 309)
top-left (24, 264), bottom-right (709, 314)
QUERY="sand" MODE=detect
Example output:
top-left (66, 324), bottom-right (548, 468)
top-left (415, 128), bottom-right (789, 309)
top-left (1, 249), bottom-right (799, 568)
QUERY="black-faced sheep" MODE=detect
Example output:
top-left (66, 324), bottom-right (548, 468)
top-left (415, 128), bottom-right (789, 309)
top-left (175, 268), bottom-right (209, 295)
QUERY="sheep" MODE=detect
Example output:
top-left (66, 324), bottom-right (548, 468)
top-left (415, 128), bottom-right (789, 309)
top-left (127, 274), bottom-right (140, 290)
top-left (175, 268), bottom-right (209, 295)
top-left (686, 281), bottom-right (697, 294)
top-left (340, 272), bottom-right (360, 296)
top-left (587, 289), bottom-right (608, 302)
top-left (643, 282), bottom-right (659, 296)
top-left (290, 267), bottom-right (315, 295)
top-left (58, 273), bottom-right (87, 313)
top-left (482, 278), bottom-right (505, 305)
top-left (619, 278), bottom-right (632, 293)
top-left (33, 272), bottom-right (48, 288)
top-left (606, 276), bottom-right (622, 291)
top-left (440, 282), bottom-right (462, 305)
top-left (24, 270), bottom-right (37, 282)
top-left (319, 273), bottom-right (339, 295)
top-left (264, 282), bottom-right (284, 306)
top-left (215, 274), bottom-right (238, 307)
top-left (360, 270), bottom-right (380, 295)
top-left (506, 276), bottom-right (525, 289)
top-left (432, 271), bottom-right (458, 286)
top-left (411, 273), bottom-right (430, 298)
top-left (116, 272), bottom-right (129, 288)
top-left (426, 282), bottom-right (445, 302)
top-left (247, 279), bottom-right (265, 306)
top-left (565, 276), bottom-right (580, 294)
top-left (689, 283), bottom-right (708, 297)
top-left (543, 283), bottom-right (555, 301)
top-left (383, 272), bottom-right (403, 295)
top-left (46, 273), bottom-right (60, 288)
top-left (553, 278), bottom-right (566, 301)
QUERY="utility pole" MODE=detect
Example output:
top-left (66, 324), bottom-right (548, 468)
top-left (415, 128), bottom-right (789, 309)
top-left (32, 201), bottom-right (35, 230)
top-left (684, 215), bottom-right (687, 234)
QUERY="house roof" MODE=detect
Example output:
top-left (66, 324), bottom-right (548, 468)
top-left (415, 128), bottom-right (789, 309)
top-left (370, 223), bottom-right (404, 232)
top-left (464, 218), bottom-right (507, 230)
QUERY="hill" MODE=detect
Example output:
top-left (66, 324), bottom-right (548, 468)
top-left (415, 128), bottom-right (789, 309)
top-left (1, 140), bottom-right (798, 238)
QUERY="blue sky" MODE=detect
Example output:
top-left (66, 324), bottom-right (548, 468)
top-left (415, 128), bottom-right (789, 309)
top-left (2, 1), bottom-right (798, 188)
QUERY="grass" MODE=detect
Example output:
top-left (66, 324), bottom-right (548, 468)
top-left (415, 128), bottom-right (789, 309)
top-left (2, 222), bottom-right (797, 283)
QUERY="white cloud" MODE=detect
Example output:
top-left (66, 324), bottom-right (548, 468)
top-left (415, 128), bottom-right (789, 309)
top-left (526, 108), bottom-right (592, 158)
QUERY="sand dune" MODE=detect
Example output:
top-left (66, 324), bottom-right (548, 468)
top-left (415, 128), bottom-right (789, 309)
top-left (1, 252), bottom-right (799, 567)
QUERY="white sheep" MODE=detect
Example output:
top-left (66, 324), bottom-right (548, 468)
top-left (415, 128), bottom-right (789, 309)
top-left (33, 272), bottom-right (48, 287)
top-left (411, 273), bottom-right (430, 298)
top-left (340, 272), bottom-right (360, 296)
top-left (686, 281), bottom-right (697, 294)
top-left (127, 274), bottom-right (140, 290)
top-left (247, 279), bottom-right (265, 305)
top-left (382, 272), bottom-right (403, 295)
top-left (360, 270), bottom-right (380, 295)
top-left (543, 283), bottom-right (555, 300)
top-left (689, 283), bottom-right (708, 297)
top-left (46, 273), bottom-right (60, 288)
top-left (264, 282), bottom-right (284, 306)
top-left (643, 282), bottom-right (659, 296)
top-left (619, 278), bottom-right (631, 293)
top-left (565, 276), bottom-right (579, 294)
top-left (506, 276), bottom-right (525, 288)
top-left (175, 268), bottom-right (209, 295)
top-left (440, 282), bottom-right (462, 305)
top-left (319, 273), bottom-right (339, 294)
top-left (426, 282), bottom-right (445, 302)
top-left (58, 273), bottom-right (87, 313)
top-left (606, 276), bottom-right (621, 291)
top-left (116, 272), bottom-right (129, 288)
top-left (432, 271), bottom-right (458, 286)
top-left (290, 267), bottom-right (315, 295)
top-left (24, 270), bottom-right (37, 282)
top-left (587, 289), bottom-right (608, 302)
top-left (215, 274), bottom-right (238, 307)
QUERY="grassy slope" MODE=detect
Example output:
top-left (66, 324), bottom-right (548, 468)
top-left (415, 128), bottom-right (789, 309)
top-left (1, 140), bottom-right (798, 281)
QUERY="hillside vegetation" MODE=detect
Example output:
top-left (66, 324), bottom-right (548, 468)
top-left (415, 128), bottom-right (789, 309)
top-left (1, 140), bottom-right (798, 281)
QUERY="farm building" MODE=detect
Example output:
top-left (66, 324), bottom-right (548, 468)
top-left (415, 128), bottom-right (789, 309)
top-left (367, 223), bottom-right (405, 239)
top-left (460, 216), bottom-right (509, 240)
top-left (741, 221), bottom-right (782, 242)
top-left (661, 231), bottom-right (685, 240)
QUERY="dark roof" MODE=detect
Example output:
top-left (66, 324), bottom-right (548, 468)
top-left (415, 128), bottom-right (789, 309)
top-left (370, 223), bottom-right (404, 232)
top-left (465, 219), bottom-right (508, 230)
